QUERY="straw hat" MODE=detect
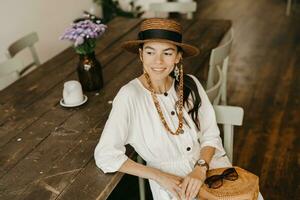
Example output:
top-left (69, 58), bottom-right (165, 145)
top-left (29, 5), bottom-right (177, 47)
top-left (199, 167), bottom-right (260, 200)
top-left (121, 18), bottom-right (200, 58)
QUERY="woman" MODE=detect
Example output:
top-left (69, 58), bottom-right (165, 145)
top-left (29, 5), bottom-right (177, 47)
top-left (94, 18), bottom-right (263, 200)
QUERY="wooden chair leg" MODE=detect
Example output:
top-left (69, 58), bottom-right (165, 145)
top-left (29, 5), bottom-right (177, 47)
top-left (221, 57), bottom-right (229, 105)
top-left (187, 12), bottom-right (193, 19)
top-left (137, 155), bottom-right (146, 200)
top-left (30, 46), bottom-right (41, 66)
top-left (286, 0), bottom-right (292, 16)
top-left (223, 124), bottom-right (234, 163)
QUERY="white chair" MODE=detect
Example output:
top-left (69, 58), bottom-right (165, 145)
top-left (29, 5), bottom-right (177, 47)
top-left (148, 1), bottom-right (197, 19)
top-left (0, 57), bottom-right (23, 90)
top-left (137, 104), bottom-right (244, 199)
top-left (213, 105), bottom-right (244, 163)
top-left (207, 29), bottom-right (233, 105)
top-left (0, 72), bottom-right (19, 91)
top-left (137, 155), bottom-right (146, 200)
top-left (206, 65), bottom-right (223, 105)
top-left (7, 32), bottom-right (41, 76)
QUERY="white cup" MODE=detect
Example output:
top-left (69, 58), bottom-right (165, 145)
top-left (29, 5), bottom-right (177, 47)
top-left (63, 80), bottom-right (84, 105)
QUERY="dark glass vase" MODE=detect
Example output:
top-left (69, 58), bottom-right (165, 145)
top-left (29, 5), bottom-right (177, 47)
top-left (77, 52), bottom-right (103, 92)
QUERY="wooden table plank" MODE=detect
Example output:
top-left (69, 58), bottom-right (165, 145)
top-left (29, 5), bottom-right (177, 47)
top-left (0, 58), bottom-right (140, 200)
top-left (0, 17), bottom-right (231, 200)
top-left (56, 151), bottom-right (136, 200)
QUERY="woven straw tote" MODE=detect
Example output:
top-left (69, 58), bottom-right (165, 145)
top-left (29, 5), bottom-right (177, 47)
top-left (198, 167), bottom-right (259, 200)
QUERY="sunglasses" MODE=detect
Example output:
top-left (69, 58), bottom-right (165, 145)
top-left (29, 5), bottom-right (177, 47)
top-left (204, 167), bottom-right (239, 189)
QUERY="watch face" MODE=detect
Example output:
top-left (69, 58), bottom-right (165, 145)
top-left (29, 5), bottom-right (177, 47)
top-left (198, 159), bottom-right (205, 165)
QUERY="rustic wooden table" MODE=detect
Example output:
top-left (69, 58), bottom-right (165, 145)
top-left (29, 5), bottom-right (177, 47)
top-left (0, 17), bottom-right (231, 200)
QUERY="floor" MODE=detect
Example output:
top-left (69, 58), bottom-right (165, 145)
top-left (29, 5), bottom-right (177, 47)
top-left (108, 0), bottom-right (300, 199)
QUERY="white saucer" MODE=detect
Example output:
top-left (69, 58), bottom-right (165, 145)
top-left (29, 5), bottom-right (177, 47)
top-left (60, 95), bottom-right (88, 108)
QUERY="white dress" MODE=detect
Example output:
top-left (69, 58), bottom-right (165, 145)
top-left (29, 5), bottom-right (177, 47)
top-left (94, 74), bottom-right (264, 200)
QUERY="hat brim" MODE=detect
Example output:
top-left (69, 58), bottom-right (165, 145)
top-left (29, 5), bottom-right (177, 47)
top-left (121, 39), bottom-right (200, 58)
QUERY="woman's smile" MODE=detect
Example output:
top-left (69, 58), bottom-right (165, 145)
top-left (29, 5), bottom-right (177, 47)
top-left (151, 67), bottom-right (167, 72)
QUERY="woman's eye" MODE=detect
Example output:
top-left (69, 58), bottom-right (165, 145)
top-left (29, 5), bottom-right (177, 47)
top-left (164, 52), bottom-right (173, 56)
top-left (146, 52), bottom-right (154, 55)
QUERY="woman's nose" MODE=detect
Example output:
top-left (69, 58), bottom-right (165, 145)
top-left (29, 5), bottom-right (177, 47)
top-left (154, 54), bottom-right (163, 64)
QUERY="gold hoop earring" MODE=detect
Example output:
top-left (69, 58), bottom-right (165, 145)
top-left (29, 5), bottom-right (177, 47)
top-left (174, 63), bottom-right (180, 81)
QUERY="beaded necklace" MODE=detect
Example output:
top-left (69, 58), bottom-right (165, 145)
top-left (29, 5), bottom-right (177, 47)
top-left (144, 65), bottom-right (184, 135)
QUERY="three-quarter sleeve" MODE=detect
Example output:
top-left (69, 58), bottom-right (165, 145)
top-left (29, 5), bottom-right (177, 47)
top-left (94, 86), bottom-right (131, 173)
top-left (188, 74), bottom-right (226, 157)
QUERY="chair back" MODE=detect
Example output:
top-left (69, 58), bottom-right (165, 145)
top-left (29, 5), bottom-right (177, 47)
top-left (213, 105), bottom-right (244, 163)
top-left (8, 32), bottom-right (40, 76)
top-left (206, 65), bottom-right (222, 104)
top-left (0, 58), bottom-right (23, 90)
top-left (209, 30), bottom-right (233, 66)
top-left (148, 2), bottom-right (197, 19)
top-left (207, 29), bottom-right (233, 105)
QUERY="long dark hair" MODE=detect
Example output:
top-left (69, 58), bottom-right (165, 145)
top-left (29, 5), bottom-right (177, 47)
top-left (170, 70), bottom-right (202, 131)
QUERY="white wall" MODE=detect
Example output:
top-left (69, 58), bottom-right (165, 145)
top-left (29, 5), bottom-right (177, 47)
top-left (118, 0), bottom-right (167, 18)
top-left (0, 0), bottom-right (102, 64)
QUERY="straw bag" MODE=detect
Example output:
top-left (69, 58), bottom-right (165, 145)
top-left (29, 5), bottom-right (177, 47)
top-left (198, 167), bottom-right (259, 200)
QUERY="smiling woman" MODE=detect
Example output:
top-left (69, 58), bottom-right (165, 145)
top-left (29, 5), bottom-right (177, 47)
top-left (138, 42), bottom-right (181, 92)
top-left (93, 18), bottom-right (263, 200)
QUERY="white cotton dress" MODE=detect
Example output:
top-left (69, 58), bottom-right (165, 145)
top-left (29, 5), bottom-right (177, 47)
top-left (94, 74), bottom-right (264, 200)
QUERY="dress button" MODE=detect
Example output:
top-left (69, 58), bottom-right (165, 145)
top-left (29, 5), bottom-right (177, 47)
top-left (164, 92), bottom-right (168, 96)
top-left (186, 147), bottom-right (191, 151)
top-left (171, 111), bottom-right (175, 115)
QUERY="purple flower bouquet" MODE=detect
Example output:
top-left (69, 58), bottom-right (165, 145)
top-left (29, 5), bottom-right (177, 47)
top-left (60, 15), bottom-right (107, 55)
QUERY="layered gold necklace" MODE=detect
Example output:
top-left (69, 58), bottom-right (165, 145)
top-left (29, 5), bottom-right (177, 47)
top-left (144, 65), bottom-right (184, 135)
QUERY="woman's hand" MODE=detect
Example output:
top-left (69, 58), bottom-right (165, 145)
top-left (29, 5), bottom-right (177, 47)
top-left (155, 170), bottom-right (183, 199)
top-left (180, 166), bottom-right (206, 200)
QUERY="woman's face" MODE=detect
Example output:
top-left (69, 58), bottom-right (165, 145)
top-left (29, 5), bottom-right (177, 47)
top-left (139, 41), bottom-right (182, 81)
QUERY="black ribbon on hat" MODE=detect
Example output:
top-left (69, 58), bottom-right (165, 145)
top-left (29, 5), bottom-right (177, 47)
top-left (138, 29), bottom-right (182, 43)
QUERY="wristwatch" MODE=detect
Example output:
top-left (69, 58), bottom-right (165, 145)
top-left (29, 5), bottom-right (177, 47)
top-left (194, 159), bottom-right (209, 171)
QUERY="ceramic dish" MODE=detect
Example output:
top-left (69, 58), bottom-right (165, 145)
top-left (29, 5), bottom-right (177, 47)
top-left (60, 95), bottom-right (88, 108)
